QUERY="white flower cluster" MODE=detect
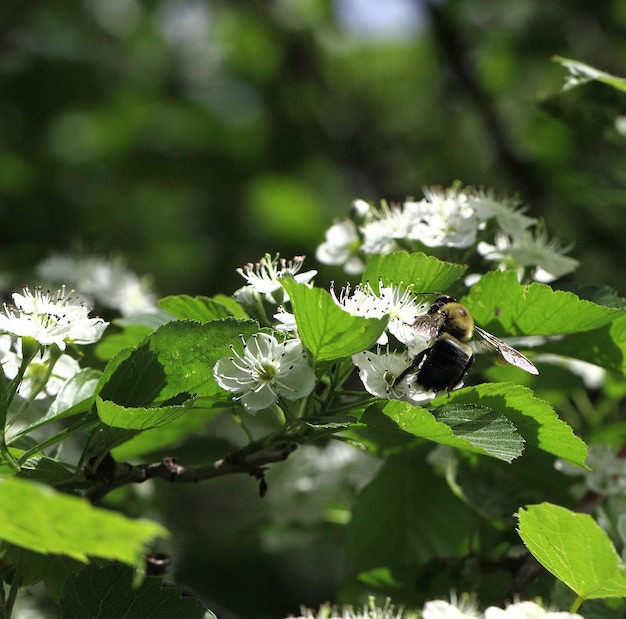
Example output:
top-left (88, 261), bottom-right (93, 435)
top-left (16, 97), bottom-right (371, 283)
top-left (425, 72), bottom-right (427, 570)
top-left (234, 253), bottom-right (317, 307)
top-left (0, 287), bottom-right (108, 351)
top-left (316, 185), bottom-right (578, 283)
top-left (556, 445), bottom-right (626, 496)
top-left (214, 252), bottom-right (458, 413)
top-left (213, 253), bottom-right (444, 413)
top-left (423, 600), bottom-right (582, 619)
top-left (0, 335), bottom-right (79, 401)
top-left (287, 598), bottom-right (584, 619)
top-left (0, 287), bottom-right (108, 404)
top-left (288, 596), bottom-right (417, 619)
top-left (37, 253), bottom-right (158, 316)
top-left (213, 254), bottom-right (317, 414)
top-left (262, 442), bottom-right (381, 548)
top-left (331, 280), bottom-right (430, 351)
top-left (332, 281), bottom-right (436, 404)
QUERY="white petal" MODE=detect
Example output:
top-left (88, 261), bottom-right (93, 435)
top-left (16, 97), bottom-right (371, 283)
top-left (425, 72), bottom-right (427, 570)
top-left (238, 383), bottom-right (278, 411)
top-left (213, 357), bottom-right (256, 392)
top-left (423, 600), bottom-right (475, 619)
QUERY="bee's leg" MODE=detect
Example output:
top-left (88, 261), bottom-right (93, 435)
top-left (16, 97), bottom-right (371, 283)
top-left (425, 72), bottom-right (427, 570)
top-left (394, 347), bottom-right (429, 386)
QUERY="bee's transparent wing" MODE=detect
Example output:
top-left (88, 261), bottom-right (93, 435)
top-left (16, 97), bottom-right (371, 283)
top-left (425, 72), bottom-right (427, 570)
top-left (410, 314), bottom-right (445, 340)
top-left (473, 326), bottom-right (539, 375)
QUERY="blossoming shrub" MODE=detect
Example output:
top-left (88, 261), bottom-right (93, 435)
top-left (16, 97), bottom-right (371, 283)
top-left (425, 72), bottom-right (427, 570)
top-left (1, 182), bottom-right (626, 615)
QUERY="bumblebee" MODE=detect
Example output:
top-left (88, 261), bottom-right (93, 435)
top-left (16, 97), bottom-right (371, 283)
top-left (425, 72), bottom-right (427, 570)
top-left (398, 295), bottom-right (538, 392)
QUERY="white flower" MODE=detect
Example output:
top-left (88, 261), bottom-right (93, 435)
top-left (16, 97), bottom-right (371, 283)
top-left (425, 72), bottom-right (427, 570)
top-left (478, 227), bottom-right (578, 282)
top-left (360, 201), bottom-right (414, 255)
top-left (0, 334), bottom-right (11, 358)
top-left (273, 308), bottom-right (298, 333)
top-left (316, 220), bottom-right (365, 274)
top-left (332, 281), bottom-right (391, 345)
top-left (0, 287), bottom-right (108, 351)
top-left (468, 188), bottom-right (536, 237)
top-left (350, 198), bottom-right (371, 220)
top-left (106, 273), bottom-right (159, 316)
top-left (352, 347), bottom-right (434, 405)
top-left (37, 254), bottom-right (158, 316)
top-left (234, 254), bottom-right (317, 305)
top-left (423, 600), bottom-right (479, 619)
top-left (331, 282), bottom-right (388, 320)
top-left (213, 332), bottom-right (316, 412)
top-left (406, 186), bottom-right (479, 248)
top-left (484, 601), bottom-right (583, 619)
top-left (288, 596), bottom-right (418, 619)
top-left (556, 445), bottom-right (626, 497)
top-left (332, 282), bottom-right (430, 350)
top-left (1, 345), bottom-right (80, 400)
top-left (377, 284), bottom-right (430, 347)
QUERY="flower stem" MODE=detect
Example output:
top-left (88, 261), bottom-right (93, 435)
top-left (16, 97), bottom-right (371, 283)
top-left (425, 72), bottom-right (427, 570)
top-left (6, 345), bottom-right (63, 430)
top-left (569, 596), bottom-right (584, 614)
top-left (4, 337), bottom-right (40, 405)
top-left (18, 415), bottom-right (96, 465)
top-left (0, 430), bottom-right (19, 471)
top-left (0, 361), bottom-right (19, 471)
top-left (3, 547), bottom-right (23, 619)
top-left (268, 403), bottom-right (286, 426)
top-left (232, 412), bottom-right (255, 443)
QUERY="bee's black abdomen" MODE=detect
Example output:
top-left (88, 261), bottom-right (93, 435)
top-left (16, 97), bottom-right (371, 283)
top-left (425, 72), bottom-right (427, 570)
top-left (417, 336), bottom-right (473, 392)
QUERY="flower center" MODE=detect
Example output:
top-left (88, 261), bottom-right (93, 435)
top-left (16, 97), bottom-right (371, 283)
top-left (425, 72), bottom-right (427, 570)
top-left (258, 363), bottom-right (277, 382)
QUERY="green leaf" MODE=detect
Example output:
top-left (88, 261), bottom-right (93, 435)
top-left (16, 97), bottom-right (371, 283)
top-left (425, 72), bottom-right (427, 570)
top-left (345, 454), bottom-right (472, 576)
top-left (18, 455), bottom-right (81, 486)
top-left (302, 416), bottom-right (357, 430)
top-left (540, 313), bottom-right (626, 374)
top-left (362, 251), bottom-right (466, 292)
top-left (115, 313), bottom-right (173, 330)
top-left (33, 369), bottom-right (97, 428)
top-left (44, 556), bottom-right (84, 603)
top-left (96, 396), bottom-right (196, 430)
top-left (465, 271), bottom-right (626, 373)
top-left (360, 399), bottom-right (523, 462)
top-left (0, 477), bottom-right (168, 564)
top-left (281, 278), bottom-right (387, 361)
top-left (12, 369), bottom-right (101, 439)
top-left (556, 283), bottom-right (626, 308)
top-left (95, 324), bottom-right (155, 362)
top-left (1, 546), bottom-right (55, 587)
top-left (212, 293), bottom-right (250, 318)
top-left (518, 503), bottom-right (626, 599)
top-left (98, 318), bottom-right (259, 407)
top-left (442, 383), bottom-right (588, 467)
top-left (46, 368), bottom-right (101, 419)
top-left (449, 452), bottom-right (572, 524)
top-left (554, 56), bottom-right (626, 94)
top-left (463, 270), bottom-right (622, 336)
top-left (431, 402), bottom-right (524, 462)
top-left (158, 294), bottom-right (246, 321)
top-left (61, 563), bottom-right (215, 619)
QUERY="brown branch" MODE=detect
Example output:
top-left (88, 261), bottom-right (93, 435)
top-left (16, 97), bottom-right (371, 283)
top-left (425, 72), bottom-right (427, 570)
top-left (85, 441), bottom-right (298, 503)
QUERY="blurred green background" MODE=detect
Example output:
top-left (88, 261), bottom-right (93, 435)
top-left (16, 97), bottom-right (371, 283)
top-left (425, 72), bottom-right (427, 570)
top-left (3, 1), bottom-right (626, 617)
top-left (3, 0), bottom-right (626, 298)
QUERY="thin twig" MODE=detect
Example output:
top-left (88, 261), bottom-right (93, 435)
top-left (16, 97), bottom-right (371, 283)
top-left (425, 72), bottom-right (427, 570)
top-left (85, 441), bottom-right (298, 503)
